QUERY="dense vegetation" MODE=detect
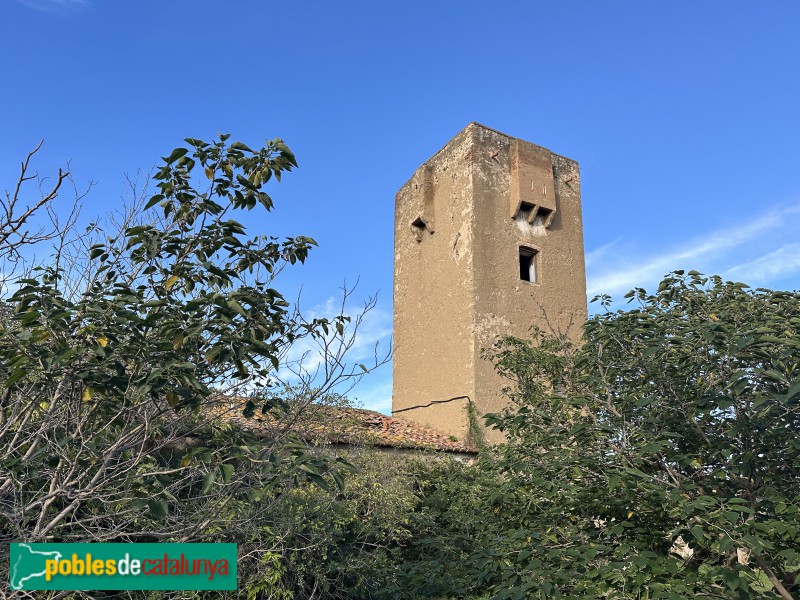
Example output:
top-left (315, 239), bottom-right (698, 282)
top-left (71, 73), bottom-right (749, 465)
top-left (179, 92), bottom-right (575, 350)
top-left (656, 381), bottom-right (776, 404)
top-left (408, 274), bottom-right (800, 599)
top-left (2, 138), bottom-right (798, 599)
top-left (0, 135), bottom-right (385, 597)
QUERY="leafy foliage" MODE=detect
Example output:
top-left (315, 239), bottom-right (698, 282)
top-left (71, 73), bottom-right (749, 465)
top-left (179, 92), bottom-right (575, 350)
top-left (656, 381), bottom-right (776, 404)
top-left (369, 273), bottom-right (800, 600)
top-left (377, 459), bottom-right (498, 599)
top-left (479, 272), bottom-right (800, 599)
top-left (240, 449), bottom-right (421, 599)
top-left (0, 136), bottom-right (359, 590)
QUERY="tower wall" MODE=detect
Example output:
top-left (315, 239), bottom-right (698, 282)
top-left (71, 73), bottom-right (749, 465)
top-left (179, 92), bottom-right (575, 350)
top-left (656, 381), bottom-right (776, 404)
top-left (392, 126), bottom-right (477, 441)
top-left (392, 123), bottom-right (587, 443)
top-left (469, 126), bottom-right (587, 442)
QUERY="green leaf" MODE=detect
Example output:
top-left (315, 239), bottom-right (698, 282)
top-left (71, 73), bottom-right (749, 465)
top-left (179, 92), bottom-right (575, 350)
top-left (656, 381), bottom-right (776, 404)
top-left (220, 464), bottom-right (234, 483)
top-left (723, 571), bottom-right (739, 591)
top-left (690, 525), bottom-right (704, 542)
top-left (166, 147), bottom-right (188, 163)
top-left (144, 194), bottom-right (164, 209)
top-left (226, 299), bottom-right (247, 317)
top-left (5, 369), bottom-right (27, 387)
top-left (625, 468), bottom-right (649, 479)
top-left (201, 471), bottom-right (216, 494)
top-left (719, 537), bottom-right (736, 553)
top-left (331, 470), bottom-right (345, 493)
top-left (762, 369), bottom-right (786, 383)
top-left (147, 499), bottom-right (168, 520)
top-left (306, 472), bottom-right (329, 490)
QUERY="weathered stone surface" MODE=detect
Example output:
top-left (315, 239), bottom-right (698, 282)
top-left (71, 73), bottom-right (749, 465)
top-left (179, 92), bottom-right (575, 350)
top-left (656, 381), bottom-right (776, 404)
top-left (392, 123), bottom-right (587, 443)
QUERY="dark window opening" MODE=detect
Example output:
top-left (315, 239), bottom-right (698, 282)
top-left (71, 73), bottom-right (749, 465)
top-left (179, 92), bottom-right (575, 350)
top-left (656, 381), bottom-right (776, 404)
top-left (411, 217), bottom-right (426, 242)
top-left (518, 201), bottom-right (535, 221)
top-left (519, 247), bottom-right (538, 283)
top-left (536, 207), bottom-right (554, 227)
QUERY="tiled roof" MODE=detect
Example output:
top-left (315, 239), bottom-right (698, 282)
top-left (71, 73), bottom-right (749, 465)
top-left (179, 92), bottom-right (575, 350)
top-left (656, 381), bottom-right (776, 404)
top-left (210, 401), bottom-right (477, 454)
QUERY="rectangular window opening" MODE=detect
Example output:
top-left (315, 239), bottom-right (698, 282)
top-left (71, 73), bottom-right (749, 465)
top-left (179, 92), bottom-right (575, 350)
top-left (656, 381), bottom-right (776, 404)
top-left (535, 207), bottom-right (554, 227)
top-left (518, 201), bottom-right (535, 221)
top-left (519, 247), bottom-right (538, 283)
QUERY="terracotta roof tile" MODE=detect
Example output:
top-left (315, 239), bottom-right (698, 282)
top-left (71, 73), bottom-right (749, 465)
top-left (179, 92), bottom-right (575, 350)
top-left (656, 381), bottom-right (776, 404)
top-left (209, 401), bottom-right (477, 454)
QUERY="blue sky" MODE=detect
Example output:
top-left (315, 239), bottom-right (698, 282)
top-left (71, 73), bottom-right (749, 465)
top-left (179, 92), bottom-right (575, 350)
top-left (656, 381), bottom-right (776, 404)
top-left (3, 1), bottom-right (800, 414)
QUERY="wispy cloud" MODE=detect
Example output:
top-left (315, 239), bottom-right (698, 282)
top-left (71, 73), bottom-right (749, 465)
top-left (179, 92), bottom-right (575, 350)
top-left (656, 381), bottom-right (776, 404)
top-left (587, 202), bottom-right (800, 299)
top-left (585, 237), bottom-right (622, 269)
top-left (274, 294), bottom-right (392, 396)
top-left (726, 242), bottom-right (800, 284)
top-left (15, 0), bottom-right (89, 12)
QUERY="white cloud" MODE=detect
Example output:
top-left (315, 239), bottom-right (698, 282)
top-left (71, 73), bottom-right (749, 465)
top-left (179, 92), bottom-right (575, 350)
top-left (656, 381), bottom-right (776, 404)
top-left (274, 294), bottom-right (392, 397)
top-left (587, 202), bottom-right (800, 299)
top-left (725, 242), bottom-right (800, 284)
top-left (585, 237), bottom-right (621, 269)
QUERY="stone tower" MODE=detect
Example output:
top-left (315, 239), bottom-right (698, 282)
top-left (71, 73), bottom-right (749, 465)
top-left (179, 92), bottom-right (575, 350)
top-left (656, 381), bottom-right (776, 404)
top-left (392, 123), bottom-right (587, 443)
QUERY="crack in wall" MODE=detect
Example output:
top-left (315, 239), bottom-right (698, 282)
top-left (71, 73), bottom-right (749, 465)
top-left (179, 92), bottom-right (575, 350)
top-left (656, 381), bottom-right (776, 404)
top-left (391, 395), bottom-right (471, 414)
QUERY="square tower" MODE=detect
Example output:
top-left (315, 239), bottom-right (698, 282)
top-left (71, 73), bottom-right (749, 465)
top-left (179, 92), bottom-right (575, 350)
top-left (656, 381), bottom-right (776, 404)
top-left (392, 123), bottom-right (587, 443)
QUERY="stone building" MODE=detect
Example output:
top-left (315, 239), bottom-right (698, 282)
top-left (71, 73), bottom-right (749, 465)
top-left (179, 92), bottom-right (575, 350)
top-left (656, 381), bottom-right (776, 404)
top-left (392, 123), bottom-right (587, 443)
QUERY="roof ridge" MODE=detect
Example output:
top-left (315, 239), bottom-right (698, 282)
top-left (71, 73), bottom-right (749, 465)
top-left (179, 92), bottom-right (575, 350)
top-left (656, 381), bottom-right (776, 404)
top-left (209, 399), bottom-right (477, 454)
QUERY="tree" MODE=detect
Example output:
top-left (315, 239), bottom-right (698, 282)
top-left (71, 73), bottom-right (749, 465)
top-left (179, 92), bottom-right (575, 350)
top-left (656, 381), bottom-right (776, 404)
top-left (0, 135), bottom-right (386, 595)
top-left (0, 140), bottom-right (81, 266)
top-left (478, 272), bottom-right (800, 599)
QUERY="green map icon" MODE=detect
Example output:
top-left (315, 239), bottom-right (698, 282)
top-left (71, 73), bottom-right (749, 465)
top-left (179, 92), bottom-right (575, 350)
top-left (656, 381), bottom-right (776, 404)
top-left (10, 543), bottom-right (63, 590)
